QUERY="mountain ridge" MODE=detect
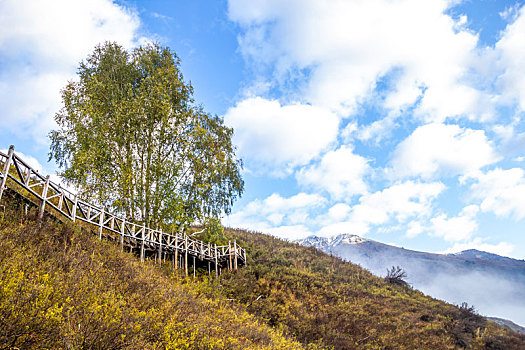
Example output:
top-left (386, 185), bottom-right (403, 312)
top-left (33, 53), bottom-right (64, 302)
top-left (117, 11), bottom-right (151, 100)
top-left (297, 233), bottom-right (525, 327)
top-left (298, 233), bottom-right (524, 262)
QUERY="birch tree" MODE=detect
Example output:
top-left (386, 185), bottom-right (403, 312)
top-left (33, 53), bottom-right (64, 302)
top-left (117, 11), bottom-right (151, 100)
top-left (49, 42), bottom-right (244, 232)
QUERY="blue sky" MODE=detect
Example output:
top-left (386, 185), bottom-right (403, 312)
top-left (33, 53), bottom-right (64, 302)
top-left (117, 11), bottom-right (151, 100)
top-left (1, 0), bottom-right (524, 258)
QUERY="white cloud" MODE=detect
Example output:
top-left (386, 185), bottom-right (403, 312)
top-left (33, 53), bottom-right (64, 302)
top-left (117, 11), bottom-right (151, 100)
top-left (264, 225), bottom-right (315, 240)
top-left (223, 97), bottom-right (339, 174)
top-left (470, 168), bottom-right (525, 220)
top-left (442, 238), bottom-right (515, 258)
top-left (228, 0), bottom-right (486, 121)
top-left (325, 203), bottom-right (352, 222)
top-left (313, 181), bottom-right (445, 237)
top-left (0, 0), bottom-right (144, 141)
top-left (390, 123), bottom-right (499, 179)
top-left (224, 192), bottom-right (326, 239)
top-left (500, 4), bottom-right (521, 22)
top-left (1, 148), bottom-right (43, 173)
top-left (495, 5), bottom-right (525, 110)
top-left (296, 146), bottom-right (369, 200)
top-left (406, 221), bottom-right (424, 238)
top-left (317, 221), bottom-right (369, 238)
top-left (429, 205), bottom-right (479, 242)
top-left (1, 148), bottom-right (63, 186)
top-left (350, 181), bottom-right (445, 226)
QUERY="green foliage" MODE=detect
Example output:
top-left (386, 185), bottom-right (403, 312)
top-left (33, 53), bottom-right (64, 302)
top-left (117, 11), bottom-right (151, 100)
top-left (191, 217), bottom-right (227, 245)
top-left (0, 196), bottom-right (298, 349)
top-left (49, 42), bottom-right (243, 232)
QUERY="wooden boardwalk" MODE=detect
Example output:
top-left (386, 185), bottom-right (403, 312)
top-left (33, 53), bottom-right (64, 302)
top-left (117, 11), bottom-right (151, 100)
top-left (0, 145), bottom-right (246, 277)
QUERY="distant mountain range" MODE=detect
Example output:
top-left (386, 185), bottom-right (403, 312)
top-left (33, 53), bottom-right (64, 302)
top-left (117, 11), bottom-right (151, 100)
top-left (487, 317), bottom-right (525, 335)
top-left (297, 233), bottom-right (525, 327)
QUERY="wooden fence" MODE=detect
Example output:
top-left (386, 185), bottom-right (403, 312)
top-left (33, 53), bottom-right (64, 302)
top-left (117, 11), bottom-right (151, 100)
top-left (0, 145), bottom-right (246, 277)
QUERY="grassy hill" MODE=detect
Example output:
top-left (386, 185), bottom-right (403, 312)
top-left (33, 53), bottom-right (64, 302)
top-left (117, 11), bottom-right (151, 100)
top-left (0, 193), bottom-right (301, 350)
top-left (1, 192), bottom-right (524, 349)
top-left (214, 228), bottom-right (525, 349)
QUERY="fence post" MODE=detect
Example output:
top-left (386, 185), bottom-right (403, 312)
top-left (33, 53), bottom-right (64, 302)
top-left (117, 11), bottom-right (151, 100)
top-left (185, 235), bottom-right (188, 276)
top-left (0, 145), bottom-right (14, 201)
top-left (234, 240), bottom-right (238, 270)
top-left (158, 230), bottom-right (163, 265)
top-left (98, 207), bottom-right (105, 239)
top-left (214, 243), bottom-right (218, 278)
top-left (120, 219), bottom-right (126, 252)
top-left (175, 236), bottom-right (178, 269)
top-left (57, 188), bottom-right (63, 211)
top-left (228, 240), bottom-right (232, 271)
top-left (72, 195), bottom-right (77, 222)
top-left (24, 167), bottom-right (31, 186)
top-left (140, 225), bottom-right (145, 262)
top-left (38, 175), bottom-right (50, 219)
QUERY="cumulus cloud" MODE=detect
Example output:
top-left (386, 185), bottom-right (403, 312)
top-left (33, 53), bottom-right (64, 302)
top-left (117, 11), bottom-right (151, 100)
top-left (429, 205), bottom-right (479, 242)
top-left (224, 192), bottom-right (326, 239)
top-left (296, 146), bottom-right (369, 200)
top-left (317, 221), bottom-right (370, 238)
top-left (0, 0), bottom-right (144, 141)
top-left (228, 0), bottom-right (485, 121)
top-left (390, 123), bottom-right (499, 179)
top-left (470, 168), bottom-right (525, 220)
top-left (350, 181), bottom-right (445, 225)
top-left (222, 0), bottom-right (525, 258)
top-left (495, 4), bottom-right (525, 111)
top-left (223, 97), bottom-right (339, 174)
top-left (316, 181), bottom-right (445, 237)
top-left (229, 181), bottom-right (446, 239)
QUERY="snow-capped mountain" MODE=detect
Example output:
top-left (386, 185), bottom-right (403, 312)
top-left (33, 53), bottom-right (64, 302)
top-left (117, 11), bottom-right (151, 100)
top-left (297, 233), bottom-right (367, 250)
top-left (296, 233), bottom-right (525, 328)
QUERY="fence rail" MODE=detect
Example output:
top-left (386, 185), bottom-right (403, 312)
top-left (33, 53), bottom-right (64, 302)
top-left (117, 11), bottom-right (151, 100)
top-left (0, 145), bottom-right (246, 277)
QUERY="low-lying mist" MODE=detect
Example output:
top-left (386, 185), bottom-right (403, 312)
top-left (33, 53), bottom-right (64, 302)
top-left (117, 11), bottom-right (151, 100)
top-left (346, 251), bottom-right (525, 327)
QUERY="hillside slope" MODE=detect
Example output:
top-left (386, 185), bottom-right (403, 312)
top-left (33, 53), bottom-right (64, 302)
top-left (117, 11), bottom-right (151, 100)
top-left (217, 229), bottom-right (525, 349)
top-left (0, 193), bottom-right (301, 350)
top-left (1, 192), bottom-right (524, 349)
top-left (297, 233), bottom-right (525, 326)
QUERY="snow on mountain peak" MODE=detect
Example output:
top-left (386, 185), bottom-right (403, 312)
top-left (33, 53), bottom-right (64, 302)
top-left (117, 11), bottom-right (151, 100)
top-left (297, 233), bottom-right (367, 250)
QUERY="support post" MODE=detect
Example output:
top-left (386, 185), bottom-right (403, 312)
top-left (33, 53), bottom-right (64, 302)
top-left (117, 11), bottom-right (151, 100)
top-left (38, 175), bottom-right (50, 219)
top-left (120, 219), bottom-right (126, 252)
top-left (24, 167), bottom-right (31, 186)
top-left (158, 230), bottom-right (163, 265)
top-left (0, 145), bottom-right (14, 201)
top-left (72, 195), bottom-right (77, 222)
top-left (175, 237), bottom-right (178, 269)
top-left (214, 243), bottom-right (218, 278)
top-left (98, 207), bottom-right (105, 239)
top-left (184, 235), bottom-right (188, 276)
top-left (58, 190), bottom-right (63, 211)
top-left (228, 240), bottom-right (232, 271)
top-left (234, 240), bottom-right (238, 270)
top-left (140, 225), bottom-right (145, 262)
top-left (193, 256), bottom-right (196, 278)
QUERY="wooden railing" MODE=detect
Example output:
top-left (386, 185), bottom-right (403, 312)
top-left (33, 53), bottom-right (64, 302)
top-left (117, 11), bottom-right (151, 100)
top-left (0, 145), bottom-right (246, 277)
